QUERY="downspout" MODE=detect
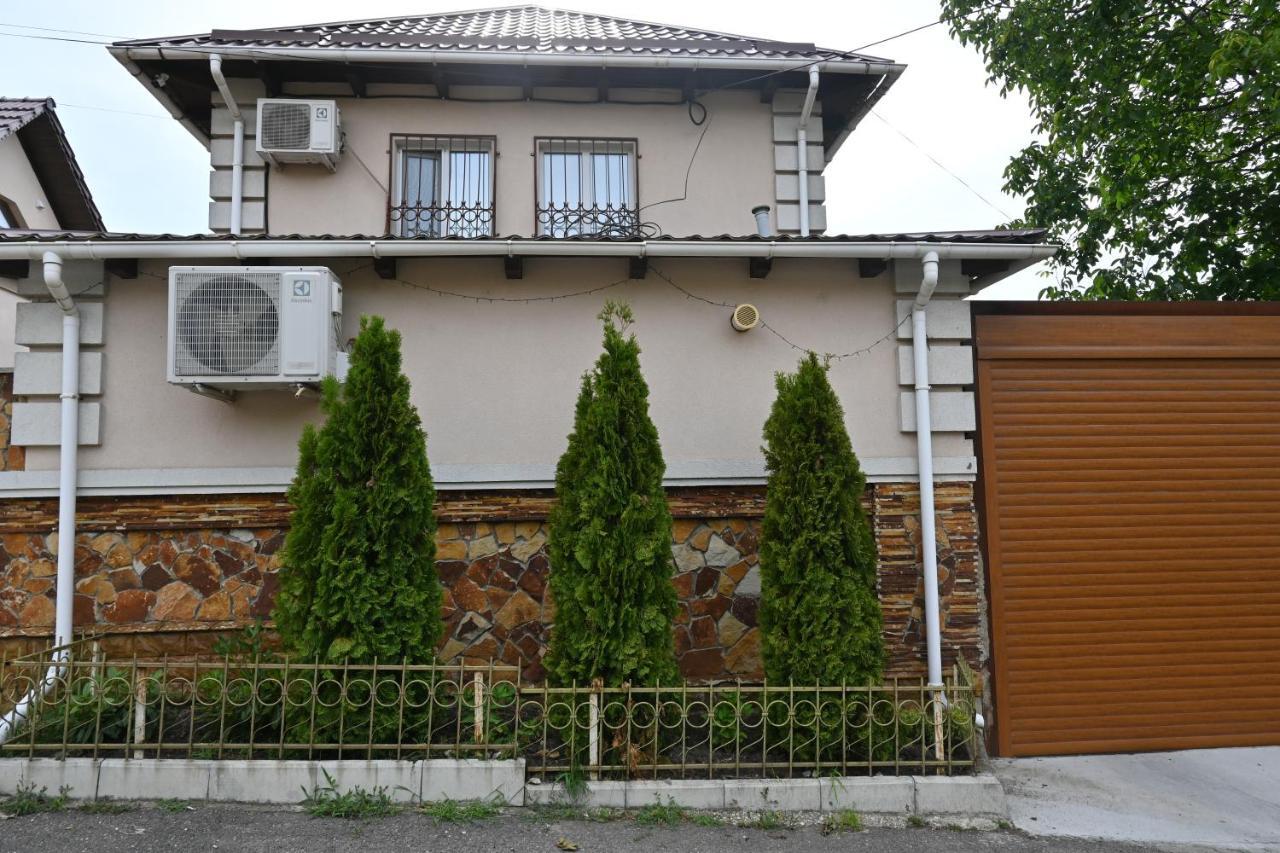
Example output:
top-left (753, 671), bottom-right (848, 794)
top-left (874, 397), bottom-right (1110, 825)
top-left (209, 54), bottom-right (244, 235)
top-left (913, 251), bottom-right (943, 691)
top-left (796, 66), bottom-right (820, 237)
top-left (0, 252), bottom-right (78, 744)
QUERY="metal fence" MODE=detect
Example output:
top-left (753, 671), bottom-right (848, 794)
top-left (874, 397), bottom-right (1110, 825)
top-left (1, 646), bottom-right (976, 777)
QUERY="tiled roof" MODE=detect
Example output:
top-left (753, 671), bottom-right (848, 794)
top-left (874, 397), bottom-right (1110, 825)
top-left (0, 98), bottom-right (52, 142)
top-left (0, 98), bottom-right (103, 232)
top-left (115, 5), bottom-right (885, 62)
top-left (0, 229), bottom-right (1048, 245)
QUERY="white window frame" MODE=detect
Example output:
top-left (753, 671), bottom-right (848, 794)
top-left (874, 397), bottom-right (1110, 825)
top-left (536, 139), bottom-right (638, 236)
top-left (390, 136), bottom-right (495, 238)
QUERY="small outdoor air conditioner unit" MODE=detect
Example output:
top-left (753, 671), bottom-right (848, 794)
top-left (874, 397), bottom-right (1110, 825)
top-left (256, 98), bottom-right (342, 169)
top-left (167, 267), bottom-right (343, 390)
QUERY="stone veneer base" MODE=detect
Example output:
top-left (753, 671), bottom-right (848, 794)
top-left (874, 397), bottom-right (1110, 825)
top-left (1, 483), bottom-right (985, 686)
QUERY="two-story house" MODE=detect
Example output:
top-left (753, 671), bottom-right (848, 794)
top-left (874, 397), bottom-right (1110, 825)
top-left (0, 8), bottom-right (1053, 690)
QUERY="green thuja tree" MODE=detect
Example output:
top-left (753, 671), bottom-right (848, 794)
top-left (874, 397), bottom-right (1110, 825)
top-left (274, 315), bottom-right (441, 663)
top-left (759, 353), bottom-right (885, 684)
top-left (544, 302), bottom-right (679, 686)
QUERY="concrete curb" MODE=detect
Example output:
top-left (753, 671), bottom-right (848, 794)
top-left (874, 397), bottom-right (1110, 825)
top-left (0, 760), bottom-right (1004, 817)
top-left (1, 758), bottom-right (525, 805)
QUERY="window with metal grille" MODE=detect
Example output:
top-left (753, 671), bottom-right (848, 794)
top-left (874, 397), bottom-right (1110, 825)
top-left (536, 138), bottom-right (638, 238)
top-left (389, 135), bottom-right (495, 238)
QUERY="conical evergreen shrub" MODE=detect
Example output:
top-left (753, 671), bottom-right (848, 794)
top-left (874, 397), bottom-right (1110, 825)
top-left (275, 316), bottom-right (441, 663)
top-left (544, 302), bottom-right (679, 686)
top-left (759, 353), bottom-right (886, 684)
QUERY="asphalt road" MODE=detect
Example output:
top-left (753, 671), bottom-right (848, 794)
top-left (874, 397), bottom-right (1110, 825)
top-left (0, 806), bottom-right (1211, 853)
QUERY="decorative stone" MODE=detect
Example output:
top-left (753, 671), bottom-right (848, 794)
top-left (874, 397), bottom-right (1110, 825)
top-left (436, 540), bottom-right (467, 560)
top-left (108, 568), bottom-right (141, 591)
top-left (90, 533), bottom-right (118, 556)
top-left (468, 535), bottom-right (499, 560)
top-left (689, 616), bottom-right (717, 649)
top-left (452, 577), bottom-right (487, 613)
top-left (704, 535), bottom-right (741, 568)
top-left (736, 566), bottom-right (761, 596)
top-left (439, 638), bottom-right (466, 663)
top-left (672, 543), bottom-right (704, 573)
top-left (518, 566), bottom-right (545, 598)
top-left (213, 550), bottom-right (246, 578)
top-left (104, 589), bottom-right (154, 623)
top-left (72, 594), bottom-right (95, 626)
top-left (671, 519), bottom-right (699, 541)
top-left (680, 648), bottom-right (723, 679)
top-left (436, 560), bottom-right (469, 585)
top-left (509, 533), bottom-right (546, 563)
top-left (718, 612), bottom-right (747, 648)
top-left (694, 566), bottom-right (718, 596)
top-left (29, 559), bottom-right (56, 578)
top-left (230, 583), bottom-right (257, 618)
top-left (198, 591), bottom-right (231, 621)
top-left (174, 554), bottom-right (221, 596)
top-left (250, 573), bottom-right (279, 618)
top-left (724, 629), bottom-right (762, 676)
top-left (731, 595), bottom-right (759, 628)
top-left (153, 582), bottom-right (200, 621)
top-left (495, 591), bottom-right (540, 630)
top-left (465, 634), bottom-right (500, 660)
top-left (76, 576), bottom-right (116, 604)
top-left (688, 526), bottom-right (712, 552)
top-left (487, 587), bottom-right (513, 613)
top-left (514, 521), bottom-right (542, 540)
top-left (18, 594), bottom-right (54, 626)
top-left (672, 572), bottom-right (695, 598)
top-left (494, 522), bottom-right (516, 545)
top-left (140, 564), bottom-right (171, 591)
top-left (105, 543), bottom-right (134, 569)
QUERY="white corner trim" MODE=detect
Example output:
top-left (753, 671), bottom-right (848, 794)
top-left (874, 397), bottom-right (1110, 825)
top-left (0, 456), bottom-right (977, 498)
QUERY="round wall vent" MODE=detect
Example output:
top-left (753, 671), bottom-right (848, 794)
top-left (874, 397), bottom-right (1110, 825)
top-left (731, 303), bottom-right (760, 332)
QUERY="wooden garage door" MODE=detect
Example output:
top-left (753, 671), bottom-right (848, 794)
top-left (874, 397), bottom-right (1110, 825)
top-left (975, 307), bottom-right (1280, 757)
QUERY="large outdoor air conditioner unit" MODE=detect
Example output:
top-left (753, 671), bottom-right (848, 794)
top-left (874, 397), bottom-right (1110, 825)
top-left (167, 266), bottom-right (343, 390)
top-left (256, 98), bottom-right (342, 169)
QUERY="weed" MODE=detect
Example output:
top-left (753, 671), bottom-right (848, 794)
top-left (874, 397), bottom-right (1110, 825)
top-left (586, 807), bottom-right (623, 822)
top-left (822, 809), bottom-right (863, 834)
top-left (157, 799), bottom-right (191, 813)
top-left (79, 800), bottom-right (135, 815)
top-left (633, 799), bottom-right (686, 827)
top-left (300, 769), bottom-right (400, 819)
top-left (691, 813), bottom-right (725, 827)
top-left (739, 810), bottom-right (791, 830)
top-left (997, 818), bottom-right (1013, 830)
top-left (526, 802), bottom-right (585, 823)
top-left (907, 814), bottom-right (926, 828)
top-left (421, 796), bottom-right (503, 824)
top-left (0, 782), bottom-right (70, 816)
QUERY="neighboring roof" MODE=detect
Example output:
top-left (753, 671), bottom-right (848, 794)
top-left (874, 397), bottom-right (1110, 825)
top-left (110, 6), bottom-right (902, 152)
top-left (0, 98), bottom-right (104, 232)
top-left (115, 5), bottom-right (887, 62)
top-left (0, 229), bottom-right (1048, 245)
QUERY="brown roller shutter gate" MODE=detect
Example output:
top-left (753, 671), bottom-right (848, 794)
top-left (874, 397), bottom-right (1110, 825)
top-left (974, 304), bottom-right (1280, 757)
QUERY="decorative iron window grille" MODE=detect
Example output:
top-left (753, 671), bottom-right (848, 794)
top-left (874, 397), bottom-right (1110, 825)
top-left (536, 138), bottom-right (639, 238)
top-left (389, 134), bottom-right (496, 238)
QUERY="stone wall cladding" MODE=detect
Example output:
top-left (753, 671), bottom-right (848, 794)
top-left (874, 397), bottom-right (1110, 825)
top-left (0, 370), bottom-right (22, 472)
top-left (0, 485), bottom-right (982, 684)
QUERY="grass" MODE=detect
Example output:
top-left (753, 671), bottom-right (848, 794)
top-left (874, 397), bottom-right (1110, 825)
top-left (157, 799), bottom-right (191, 813)
top-left (690, 813), bottom-right (725, 827)
top-left (526, 802), bottom-right (588, 822)
top-left (420, 796), bottom-right (504, 824)
top-left (0, 782), bottom-right (70, 816)
top-left (633, 799), bottom-right (687, 827)
top-left (300, 770), bottom-right (400, 820)
top-left (907, 814), bottom-right (926, 828)
top-left (79, 800), bottom-right (135, 815)
top-left (822, 809), bottom-right (863, 834)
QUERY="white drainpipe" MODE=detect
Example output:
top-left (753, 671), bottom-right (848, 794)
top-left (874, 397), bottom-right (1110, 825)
top-left (912, 251), bottom-right (943, 690)
top-left (797, 66), bottom-right (820, 237)
top-left (209, 54), bottom-right (244, 235)
top-left (0, 252), bottom-right (79, 744)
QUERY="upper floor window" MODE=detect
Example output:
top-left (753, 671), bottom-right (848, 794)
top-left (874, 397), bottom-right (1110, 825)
top-left (389, 135), bottom-right (495, 238)
top-left (536, 138), bottom-right (638, 238)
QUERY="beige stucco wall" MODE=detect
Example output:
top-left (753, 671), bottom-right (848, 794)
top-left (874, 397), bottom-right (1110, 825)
top-left (0, 289), bottom-right (21, 368)
top-left (22, 257), bottom-right (970, 477)
top-left (263, 88), bottom-right (775, 238)
top-left (0, 134), bottom-right (60, 231)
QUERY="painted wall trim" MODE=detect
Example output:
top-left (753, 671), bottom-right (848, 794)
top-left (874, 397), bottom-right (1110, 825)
top-left (0, 456), bottom-right (977, 497)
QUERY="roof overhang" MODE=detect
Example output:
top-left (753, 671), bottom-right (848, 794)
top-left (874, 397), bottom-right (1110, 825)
top-left (0, 235), bottom-right (1056, 288)
top-left (108, 44), bottom-right (905, 152)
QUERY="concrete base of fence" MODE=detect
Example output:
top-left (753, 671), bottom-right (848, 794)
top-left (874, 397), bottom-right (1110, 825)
top-left (0, 758), bottom-right (526, 805)
top-left (526, 774), bottom-right (1005, 817)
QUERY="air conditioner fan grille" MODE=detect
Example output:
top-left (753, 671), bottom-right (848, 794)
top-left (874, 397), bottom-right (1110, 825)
top-left (174, 272), bottom-right (281, 376)
top-left (261, 102), bottom-right (312, 150)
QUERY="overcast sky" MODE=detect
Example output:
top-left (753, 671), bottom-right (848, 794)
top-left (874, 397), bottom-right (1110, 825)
top-left (0, 0), bottom-right (1047, 298)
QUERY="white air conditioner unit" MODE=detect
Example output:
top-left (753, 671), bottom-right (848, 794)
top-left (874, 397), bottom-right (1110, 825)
top-left (255, 99), bottom-right (341, 169)
top-left (167, 267), bottom-right (343, 390)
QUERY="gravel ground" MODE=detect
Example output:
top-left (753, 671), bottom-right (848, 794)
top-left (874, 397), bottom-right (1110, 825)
top-left (0, 804), bottom-right (1210, 853)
